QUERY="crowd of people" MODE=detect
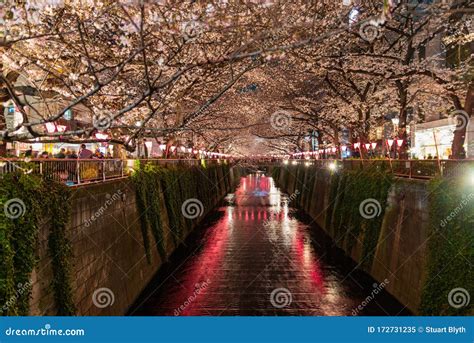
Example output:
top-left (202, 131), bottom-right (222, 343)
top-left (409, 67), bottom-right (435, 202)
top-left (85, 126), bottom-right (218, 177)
top-left (24, 144), bottom-right (112, 159)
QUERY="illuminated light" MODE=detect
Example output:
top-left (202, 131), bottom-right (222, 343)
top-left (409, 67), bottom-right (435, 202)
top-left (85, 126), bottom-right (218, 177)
top-left (387, 139), bottom-right (394, 148)
top-left (364, 143), bottom-right (371, 150)
top-left (32, 143), bottom-right (43, 150)
top-left (391, 117), bottom-right (400, 126)
top-left (396, 139), bottom-right (404, 147)
top-left (135, 121), bottom-right (142, 127)
top-left (354, 142), bottom-right (361, 149)
top-left (371, 142), bottom-right (377, 149)
top-left (305, 162), bottom-right (311, 167)
top-left (341, 145), bottom-right (347, 152)
top-left (283, 160), bottom-right (289, 165)
top-left (95, 133), bottom-right (109, 140)
top-left (144, 141), bottom-right (153, 151)
top-left (180, 146), bottom-right (186, 152)
top-left (193, 150), bottom-right (198, 154)
top-left (187, 148), bottom-right (193, 153)
top-left (56, 125), bottom-right (67, 132)
top-left (159, 144), bottom-right (166, 150)
top-left (170, 146), bottom-right (176, 152)
top-left (291, 161), bottom-right (298, 165)
top-left (328, 162), bottom-right (337, 171)
top-left (45, 122), bottom-right (56, 133)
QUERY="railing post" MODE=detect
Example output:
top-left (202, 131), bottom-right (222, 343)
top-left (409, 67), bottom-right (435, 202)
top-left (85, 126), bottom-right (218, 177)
top-left (121, 160), bottom-right (124, 177)
top-left (76, 160), bottom-right (81, 184)
top-left (102, 160), bottom-right (106, 181)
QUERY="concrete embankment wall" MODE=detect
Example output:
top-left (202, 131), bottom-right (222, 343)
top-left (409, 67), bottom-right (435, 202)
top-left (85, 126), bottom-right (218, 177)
top-left (29, 165), bottom-right (242, 315)
top-left (271, 165), bottom-right (431, 314)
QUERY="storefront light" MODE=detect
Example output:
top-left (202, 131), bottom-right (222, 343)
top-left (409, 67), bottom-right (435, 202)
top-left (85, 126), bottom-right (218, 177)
top-left (45, 122), bottom-right (56, 133)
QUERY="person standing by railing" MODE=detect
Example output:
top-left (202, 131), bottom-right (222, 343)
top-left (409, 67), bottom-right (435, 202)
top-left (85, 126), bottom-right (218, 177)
top-left (79, 144), bottom-right (93, 159)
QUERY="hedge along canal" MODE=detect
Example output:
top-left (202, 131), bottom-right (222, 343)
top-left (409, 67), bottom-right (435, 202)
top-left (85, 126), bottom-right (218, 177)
top-left (271, 164), bottom-right (473, 315)
top-left (0, 162), bottom-right (243, 315)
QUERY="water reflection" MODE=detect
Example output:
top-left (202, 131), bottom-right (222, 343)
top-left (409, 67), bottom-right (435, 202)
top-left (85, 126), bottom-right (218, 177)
top-left (130, 174), bottom-right (410, 316)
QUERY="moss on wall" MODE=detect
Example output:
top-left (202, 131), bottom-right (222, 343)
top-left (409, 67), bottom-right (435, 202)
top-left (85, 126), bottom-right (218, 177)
top-left (132, 163), bottom-right (237, 261)
top-left (419, 177), bottom-right (474, 315)
top-left (0, 173), bottom-right (74, 315)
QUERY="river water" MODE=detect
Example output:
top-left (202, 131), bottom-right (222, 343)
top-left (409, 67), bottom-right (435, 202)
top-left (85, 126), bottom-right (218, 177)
top-left (129, 173), bottom-right (410, 316)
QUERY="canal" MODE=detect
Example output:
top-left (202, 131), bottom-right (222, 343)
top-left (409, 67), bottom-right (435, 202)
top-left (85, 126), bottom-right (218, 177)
top-left (129, 173), bottom-right (410, 316)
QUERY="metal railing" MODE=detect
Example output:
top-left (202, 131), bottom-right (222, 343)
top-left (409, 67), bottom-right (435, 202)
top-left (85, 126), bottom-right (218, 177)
top-left (0, 158), bottom-right (229, 185)
top-left (276, 159), bottom-right (474, 179)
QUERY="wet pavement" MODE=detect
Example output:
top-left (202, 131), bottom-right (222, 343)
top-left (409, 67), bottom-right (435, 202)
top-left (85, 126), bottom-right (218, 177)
top-left (129, 173), bottom-right (410, 316)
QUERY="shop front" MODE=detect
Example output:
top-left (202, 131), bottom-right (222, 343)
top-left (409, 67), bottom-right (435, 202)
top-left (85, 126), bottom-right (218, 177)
top-left (411, 118), bottom-right (473, 159)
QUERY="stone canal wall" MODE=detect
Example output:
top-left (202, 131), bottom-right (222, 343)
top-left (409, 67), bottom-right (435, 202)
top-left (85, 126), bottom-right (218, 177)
top-left (271, 165), bottom-right (472, 315)
top-left (29, 165), bottom-right (242, 315)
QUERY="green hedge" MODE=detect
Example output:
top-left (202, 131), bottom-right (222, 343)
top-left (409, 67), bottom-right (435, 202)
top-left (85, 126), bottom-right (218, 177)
top-left (419, 177), bottom-right (474, 315)
top-left (0, 173), bottom-right (74, 315)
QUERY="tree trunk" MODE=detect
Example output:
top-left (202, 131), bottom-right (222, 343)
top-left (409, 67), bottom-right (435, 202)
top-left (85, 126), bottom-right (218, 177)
top-left (396, 80), bottom-right (409, 159)
top-left (451, 82), bottom-right (473, 159)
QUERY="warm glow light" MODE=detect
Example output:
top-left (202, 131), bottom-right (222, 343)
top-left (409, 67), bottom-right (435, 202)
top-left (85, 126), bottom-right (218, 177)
top-left (170, 146), bottom-right (176, 152)
top-left (291, 161), bottom-right (297, 165)
top-left (95, 133), bottom-right (109, 140)
top-left (364, 143), bottom-right (371, 150)
top-left (283, 160), bottom-right (289, 165)
top-left (396, 139), bottom-right (403, 147)
top-left (305, 162), bottom-right (311, 166)
top-left (354, 142), bottom-right (361, 149)
top-left (159, 144), bottom-right (166, 150)
top-left (45, 122), bottom-right (56, 133)
top-left (371, 142), bottom-right (377, 149)
top-left (341, 145), bottom-right (347, 152)
top-left (328, 162), bottom-right (337, 171)
top-left (392, 117), bottom-right (400, 126)
top-left (56, 125), bottom-right (67, 132)
top-left (144, 141), bottom-right (153, 151)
